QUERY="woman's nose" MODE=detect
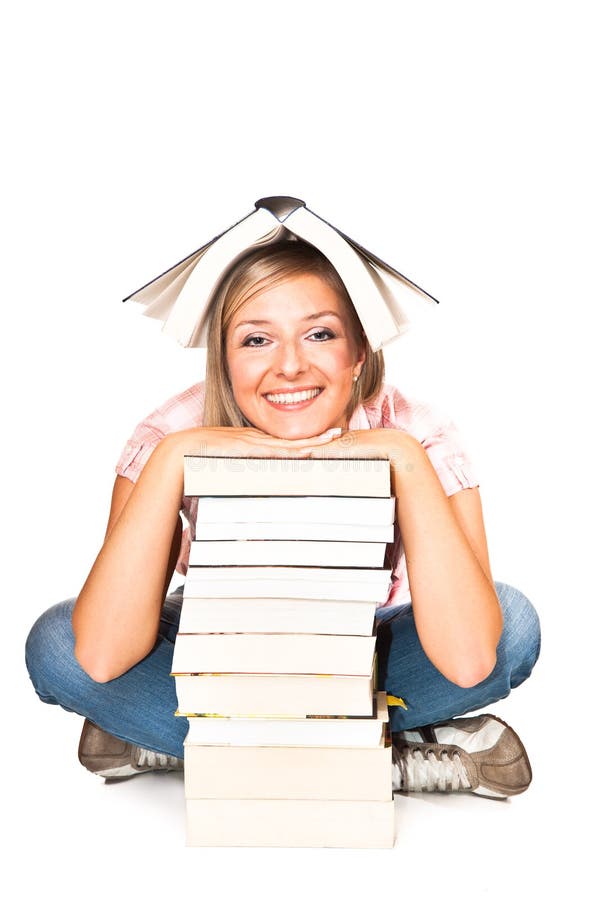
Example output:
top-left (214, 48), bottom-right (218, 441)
top-left (274, 340), bottom-right (308, 378)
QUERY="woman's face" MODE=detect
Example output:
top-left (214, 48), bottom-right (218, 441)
top-left (225, 273), bottom-right (366, 440)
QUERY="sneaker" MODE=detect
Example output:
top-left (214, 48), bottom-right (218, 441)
top-left (78, 719), bottom-right (183, 782)
top-left (391, 714), bottom-right (532, 799)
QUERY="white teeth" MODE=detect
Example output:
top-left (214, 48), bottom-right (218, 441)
top-left (266, 388), bottom-right (322, 404)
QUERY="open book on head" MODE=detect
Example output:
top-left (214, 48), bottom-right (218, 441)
top-left (123, 196), bottom-right (438, 352)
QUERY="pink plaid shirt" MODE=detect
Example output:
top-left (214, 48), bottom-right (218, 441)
top-left (115, 382), bottom-right (479, 607)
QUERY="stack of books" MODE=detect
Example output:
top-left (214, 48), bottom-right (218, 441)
top-left (171, 455), bottom-right (397, 848)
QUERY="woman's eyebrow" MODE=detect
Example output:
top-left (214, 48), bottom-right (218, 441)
top-left (304, 310), bottom-right (343, 322)
top-left (233, 311), bottom-right (343, 330)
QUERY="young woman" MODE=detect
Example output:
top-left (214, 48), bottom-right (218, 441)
top-left (26, 239), bottom-right (540, 797)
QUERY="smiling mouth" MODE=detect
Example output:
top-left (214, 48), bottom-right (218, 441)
top-left (264, 387), bottom-right (323, 405)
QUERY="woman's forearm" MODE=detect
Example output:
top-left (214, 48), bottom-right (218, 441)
top-left (72, 424), bottom-right (337, 682)
top-left (390, 435), bottom-right (503, 687)
top-left (72, 433), bottom-right (186, 682)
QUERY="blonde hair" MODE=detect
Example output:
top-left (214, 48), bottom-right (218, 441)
top-left (203, 240), bottom-right (385, 428)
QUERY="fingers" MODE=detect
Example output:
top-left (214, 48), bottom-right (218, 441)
top-left (308, 435), bottom-right (389, 460)
top-left (238, 428), bottom-right (344, 453)
top-left (190, 426), bottom-right (347, 459)
top-left (278, 428), bottom-right (343, 447)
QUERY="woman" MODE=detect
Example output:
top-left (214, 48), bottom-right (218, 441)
top-left (26, 239), bottom-right (540, 797)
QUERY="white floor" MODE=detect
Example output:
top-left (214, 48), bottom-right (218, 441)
top-left (11, 638), bottom-right (592, 899)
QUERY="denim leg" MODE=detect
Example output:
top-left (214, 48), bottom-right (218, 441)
top-left (375, 581), bottom-right (541, 732)
top-left (25, 586), bottom-right (188, 758)
top-left (26, 582), bottom-right (541, 749)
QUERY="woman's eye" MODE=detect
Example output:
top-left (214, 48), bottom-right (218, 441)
top-left (309, 329), bottom-right (335, 341)
top-left (242, 335), bottom-right (269, 347)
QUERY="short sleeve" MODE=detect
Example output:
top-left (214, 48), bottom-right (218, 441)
top-left (115, 424), bottom-right (165, 484)
top-left (382, 412), bottom-right (479, 608)
top-left (372, 386), bottom-right (480, 498)
top-left (358, 385), bottom-right (481, 609)
top-left (381, 411), bottom-right (480, 610)
top-left (420, 414), bottom-right (479, 496)
top-left (115, 382), bottom-right (205, 484)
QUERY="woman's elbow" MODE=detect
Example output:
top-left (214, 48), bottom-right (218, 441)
top-left (448, 649), bottom-right (498, 689)
top-left (450, 608), bottom-right (503, 688)
top-left (74, 641), bottom-right (125, 684)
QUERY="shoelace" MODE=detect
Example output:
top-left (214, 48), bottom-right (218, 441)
top-left (397, 747), bottom-right (472, 792)
top-left (135, 748), bottom-right (181, 769)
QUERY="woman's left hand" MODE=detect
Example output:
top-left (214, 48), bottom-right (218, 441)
top-left (308, 427), bottom-right (422, 475)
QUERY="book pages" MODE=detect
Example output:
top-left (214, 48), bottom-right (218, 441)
top-left (123, 197), bottom-right (437, 352)
top-left (162, 207), bottom-right (281, 346)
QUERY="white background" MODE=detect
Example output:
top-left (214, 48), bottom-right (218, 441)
top-left (3, 1), bottom-right (597, 896)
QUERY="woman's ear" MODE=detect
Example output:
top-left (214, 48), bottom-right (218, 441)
top-left (355, 332), bottom-right (367, 371)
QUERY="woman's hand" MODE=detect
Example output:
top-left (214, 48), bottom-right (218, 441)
top-left (164, 424), bottom-right (344, 460)
top-left (307, 427), bottom-right (421, 477)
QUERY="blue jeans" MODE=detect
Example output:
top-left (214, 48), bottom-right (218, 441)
top-left (25, 582), bottom-right (540, 758)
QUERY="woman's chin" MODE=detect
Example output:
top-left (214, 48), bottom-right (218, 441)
top-left (270, 426), bottom-right (316, 440)
top-left (247, 406), bottom-right (345, 441)
top-left (271, 422), bottom-right (341, 441)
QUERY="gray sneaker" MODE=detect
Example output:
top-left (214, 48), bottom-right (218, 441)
top-left (392, 714), bottom-right (532, 799)
top-left (78, 719), bottom-right (183, 782)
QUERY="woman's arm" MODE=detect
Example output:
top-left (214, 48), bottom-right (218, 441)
top-left (104, 475), bottom-right (183, 598)
top-left (391, 433), bottom-right (502, 687)
top-left (72, 436), bottom-right (187, 682)
top-left (72, 426), bottom-right (339, 683)
top-left (312, 429), bottom-right (503, 687)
